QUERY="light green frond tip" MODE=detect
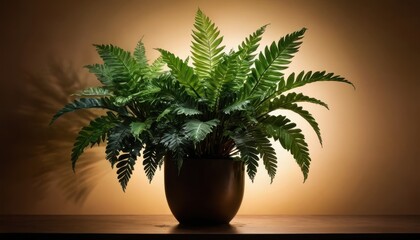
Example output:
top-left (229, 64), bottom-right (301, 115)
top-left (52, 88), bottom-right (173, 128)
top-left (191, 9), bottom-right (225, 79)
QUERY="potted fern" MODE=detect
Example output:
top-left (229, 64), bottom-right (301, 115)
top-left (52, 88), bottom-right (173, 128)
top-left (51, 9), bottom-right (353, 225)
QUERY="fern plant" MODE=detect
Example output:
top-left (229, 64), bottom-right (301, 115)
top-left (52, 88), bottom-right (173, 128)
top-left (51, 9), bottom-right (353, 191)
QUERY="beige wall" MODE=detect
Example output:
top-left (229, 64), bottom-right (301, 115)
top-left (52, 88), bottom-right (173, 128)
top-left (1, 0), bottom-right (419, 215)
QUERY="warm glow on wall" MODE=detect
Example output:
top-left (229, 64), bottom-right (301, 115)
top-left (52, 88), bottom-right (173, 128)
top-left (1, 0), bottom-right (419, 216)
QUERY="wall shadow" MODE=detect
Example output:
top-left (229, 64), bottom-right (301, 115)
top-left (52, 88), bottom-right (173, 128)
top-left (14, 60), bottom-right (108, 204)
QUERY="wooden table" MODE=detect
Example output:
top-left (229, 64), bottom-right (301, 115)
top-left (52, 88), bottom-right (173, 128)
top-left (1, 215), bottom-right (419, 239)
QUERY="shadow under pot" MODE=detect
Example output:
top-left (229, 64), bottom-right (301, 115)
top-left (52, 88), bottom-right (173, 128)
top-left (164, 157), bottom-right (245, 225)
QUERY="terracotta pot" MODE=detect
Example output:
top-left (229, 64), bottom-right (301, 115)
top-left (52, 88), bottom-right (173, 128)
top-left (164, 157), bottom-right (244, 225)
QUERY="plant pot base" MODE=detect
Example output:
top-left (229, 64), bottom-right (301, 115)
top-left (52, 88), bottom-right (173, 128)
top-left (164, 158), bottom-right (244, 225)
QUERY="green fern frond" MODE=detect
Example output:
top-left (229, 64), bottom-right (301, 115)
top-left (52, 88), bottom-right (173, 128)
top-left (134, 39), bottom-right (148, 71)
top-left (145, 56), bottom-right (165, 79)
top-left (50, 98), bottom-right (126, 125)
top-left (174, 105), bottom-right (203, 116)
top-left (258, 93), bottom-right (329, 145)
top-left (158, 49), bottom-right (203, 98)
top-left (279, 71), bottom-right (354, 93)
top-left (272, 102), bottom-right (323, 145)
top-left (247, 28), bottom-right (306, 96)
top-left (85, 64), bottom-right (113, 86)
top-left (191, 9), bottom-right (225, 79)
top-left (143, 144), bottom-right (165, 183)
top-left (116, 140), bottom-right (141, 191)
top-left (236, 25), bottom-right (268, 86)
top-left (94, 44), bottom-right (140, 85)
top-left (252, 129), bottom-right (277, 183)
top-left (238, 25), bottom-right (268, 62)
top-left (208, 51), bottom-right (241, 108)
top-left (130, 121), bottom-right (150, 139)
top-left (156, 106), bottom-right (174, 122)
top-left (116, 153), bottom-right (136, 191)
top-left (73, 87), bottom-right (113, 98)
top-left (261, 115), bottom-right (311, 181)
top-left (276, 92), bottom-right (329, 109)
top-left (183, 119), bottom-right (219, 143)
top-left (222, 99), bottom-right (250, 114)
top-left (231, 131), bottom-right (259, 182)
top-left (161, 129), bottom-right (187, 173)
top-left (71, 112), bottom-right (119, 170)
top-left (106, 124), bottom-right (132, 166)
top-left (150, 74), bottom-right (191, 102)
top-left (161, 129), bottom-right (187, 151)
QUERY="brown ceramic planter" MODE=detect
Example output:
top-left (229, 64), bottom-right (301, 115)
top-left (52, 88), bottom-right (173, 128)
top-left (164, 157), bottom-right (244, 225)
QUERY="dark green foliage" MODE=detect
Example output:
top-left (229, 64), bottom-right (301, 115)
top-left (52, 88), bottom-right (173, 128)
top-left (71, 112), bottom-right (119, 170)
top-left (143, 143), bottom-right (165, 183)
top-left (252, 129), bottom-right (277, 183)
top-left (50, 98), bottom-right (125, 125)
top-left (115, 137), bottom-right (142, 191)
top-left (85, 64), bottom-right (113, 86)
top-left (51, 9), bottom-right (353, 191)
top-left (105, 124), bottom-right (132, 167)
top-left (94, 44), bottom-right (140, 84)
top-left (146, 56), bottom-right (165, 79)
top-left (246, 28), bottom-right (306, 97)
top-left (279, 70), bottom-right (354, 93)
top-left (183, 119), bottom-right (219, 143)
top-left (231, 130), bottom-right (260, 182)
top-left (262, 115), bottom-right (311, 180)
top-left (236, 25), bottom-right (267, 85)
top-left (209, 52), bottom-right (241, 108)
top-left (158, 49), bottom-right (203, 98)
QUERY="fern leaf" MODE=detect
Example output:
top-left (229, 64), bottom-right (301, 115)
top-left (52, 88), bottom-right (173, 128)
top-left (73, 87), bottom-right (112, 98)
top-left (283, 103), bottom-right (322, 145)
top-left (258, 92), bottom-right (329, 145)
top-left (145, 56), bottom-right (165, 79)
top-left (222, 99), bottom-right (250, 114)
top-left (50, 98), bottom-right (125, 124)
top-left (105, 124), bottom-right (132, 166)
top-left (130, 121), bottom-right (149, 139)
top-left (71, 112), bottom-right (119, 170)
top-left (231, 131), bottom-right (259, 182)
top-left (156, 106), bottom-right (175, 122)
top-left (134, 39), bottom-right (148, 71)
top-left (85, 64), bottom-right (113, 86)
top-left (191, 9), bottom-right (225, 79)
top-left (278, 71), bottom-right (355, 93)
top-left (115, 140), bottom-right (141, 191)
top-left (174, 105), bottom-right (202, 116)
top-left (161, 129), bottom-right (187, 173)
top-left (94, 44), bottom-right (140, 85)
top-left (143, 144), bottom-right (165, 183)
top-left (261, 115), bottom-right (311, 181)
top-left (161, 129), bottom-right (187, 151)
top-left (277, 92), bottom-right (329, 109)
top-left (236, 25), bottom-right (267, 86)
top-left (262, 94), bottom-right (327, 145)
top-left (238, 25), bottom-right (268, 62)
top-left (247, 28), bottom-right (306, 96)
top-left (158, 49), bottom-right (203, 98)
top-left (208, 51), bottom-right (241, 108)
top-left (183, 119), bottom-right (219, 143)
top-left (252, 129), bottom-right (277, 183)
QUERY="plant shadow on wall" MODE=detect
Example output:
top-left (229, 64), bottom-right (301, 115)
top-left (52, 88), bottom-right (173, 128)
top-left (18, 61), bottom-right (107, 204)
